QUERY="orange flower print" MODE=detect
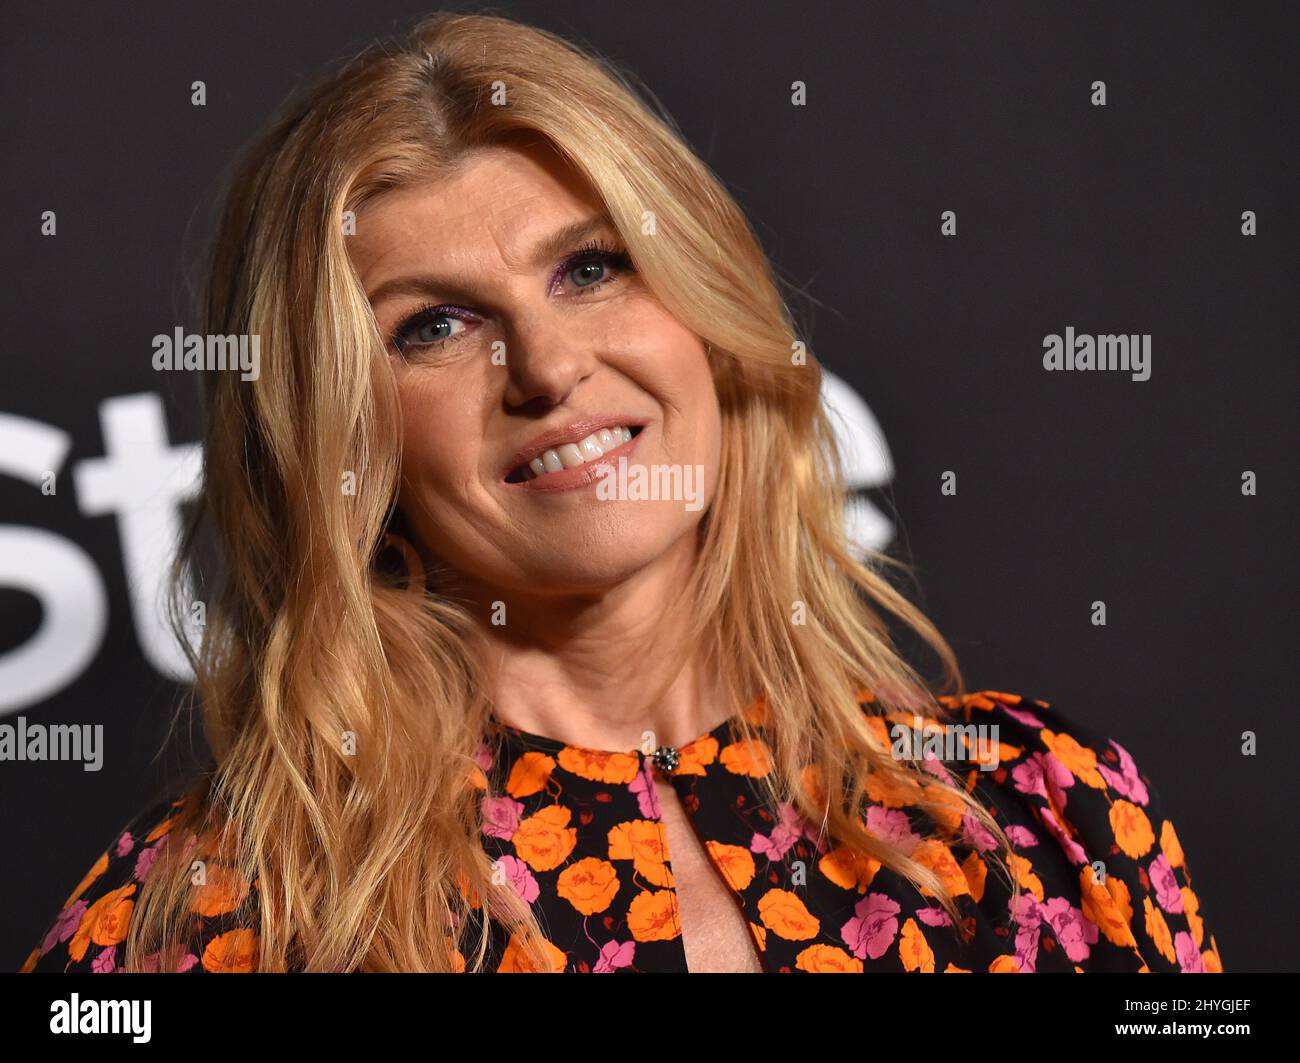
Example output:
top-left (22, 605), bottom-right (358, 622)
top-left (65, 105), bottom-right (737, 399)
top-left (919, 783), bottom-right (967, 833)
top-left (1181, 886), bottom-right (1204, 947)
top-left (961, 851), bottom-right (987, 902)
top-left (988, 954), bottom-right (1022, 972)
top-left (757, 889), bottom-right (820, 941)
top-left (1143, 896), bottom-right (1176, 964)
top-left (1078, 866), bottom-right (1138, 948)
top-left (899, 917), bottom-right (936, 972)
top-left (1040, 729), bottom-right (1106, 788)
top-left (189, 864), bottom-right (251, 918)
top-left (626, 889), bottom-right (681, 942)
top-left (741, 694), bottom-right (769, 726)
top-left (796, 943), bottom-right (864, 972)
top-left (512, 805), bottom-right (578, 871)
top-left (64, 851), bottom-right (109, 908)
top-left (69, 884), bottom-right (136, 962)
top-left (1110, 799), bottom-right (1155, 859)
top-left (143, 813), bottom-right (181, 843)
top-left (557, 746), bottom-right (640, 785)
top-left (705, 841), bottom-right (756, 891)
top-left (607, 820), bottom-right (673, 887)
top-left (912, 840), bottom-right (971, 900)
top-left (505, 751), bottom-right (556, 798)
top-left (862, 714), bottom-right (892, 752)
top-left (498, 931), bottom-right (567, 972)
top-left (937, 691), bottom-right (1020, 713)
top-left (719, 737), bottom-right (773, 778)
top-left (799, 763), bottom-right (826, 807)
top-left (864, 767), bottom-right (925, 809)
top-left (1160, 819), bottom-right (1184, 868)
top-left (1008, 853), bottom-right (1044, 902)
top-left (201, 928), bottom-right (258, 972)
top-left (819, 844), bottom-right (879, 893)
top-left (557, 858), bottom-right (620, 916)
top-left (674, 734), bottom-right (719, 776)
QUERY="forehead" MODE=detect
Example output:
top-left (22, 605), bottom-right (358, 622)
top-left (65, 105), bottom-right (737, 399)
top-left (349, 142), bottom-right (602, 277)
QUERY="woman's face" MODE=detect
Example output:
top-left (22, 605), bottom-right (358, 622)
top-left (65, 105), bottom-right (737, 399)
top-left (349, 141), bottom-right (721, 597)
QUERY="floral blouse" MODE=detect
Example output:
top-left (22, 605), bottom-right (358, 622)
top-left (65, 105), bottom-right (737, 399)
top-left (23, 689), bottom-right (1224, 973)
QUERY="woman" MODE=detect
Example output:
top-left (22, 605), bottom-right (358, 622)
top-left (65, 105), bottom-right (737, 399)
top-left (24, 12), bottom-right (1221, 974)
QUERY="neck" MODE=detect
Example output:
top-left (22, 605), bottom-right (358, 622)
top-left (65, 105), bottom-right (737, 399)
top-left (449, 533), bottom-right (734, 752)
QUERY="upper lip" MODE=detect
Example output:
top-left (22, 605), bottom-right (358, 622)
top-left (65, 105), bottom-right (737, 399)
top-left (501, 416), bottom-right (646, 479)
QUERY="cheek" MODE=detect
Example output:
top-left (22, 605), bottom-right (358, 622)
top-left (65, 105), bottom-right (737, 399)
top-left (395, 377), bottom-right (482, 501)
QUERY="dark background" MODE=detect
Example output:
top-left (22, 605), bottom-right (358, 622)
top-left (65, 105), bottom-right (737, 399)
top-left (1, 1), bottom-right (1294, 971)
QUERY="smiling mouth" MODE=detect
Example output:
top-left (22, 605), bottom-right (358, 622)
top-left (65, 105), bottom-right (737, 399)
top-left (505, 425), bottom-right (645, 484)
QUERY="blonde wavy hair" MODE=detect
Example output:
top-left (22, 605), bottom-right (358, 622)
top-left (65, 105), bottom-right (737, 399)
top-left (126, 10), bottom-right (1021, 972)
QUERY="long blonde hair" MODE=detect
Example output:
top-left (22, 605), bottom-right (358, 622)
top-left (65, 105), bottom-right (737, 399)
top-left (127, 10), bottom-right (1020, 972)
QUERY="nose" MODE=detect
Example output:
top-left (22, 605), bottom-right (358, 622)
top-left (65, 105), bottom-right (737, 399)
top-left (500, 311), bottom-right (600, 409)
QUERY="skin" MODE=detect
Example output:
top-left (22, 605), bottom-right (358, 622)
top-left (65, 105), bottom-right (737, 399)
top-left (348, 140), bottom-right (730, 754)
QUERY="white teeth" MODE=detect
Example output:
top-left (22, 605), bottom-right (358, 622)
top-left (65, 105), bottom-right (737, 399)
top-left (514, 425), bottom-right (636, 482)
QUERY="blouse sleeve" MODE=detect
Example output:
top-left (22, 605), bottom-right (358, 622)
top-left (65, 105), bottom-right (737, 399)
top-left (21, 794), bottom-right (205, 974)
top-left (954, 690), bottom-right (1225, 972)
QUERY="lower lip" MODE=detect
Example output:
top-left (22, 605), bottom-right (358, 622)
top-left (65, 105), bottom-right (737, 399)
top-left (502, 429), bottom-right (645, 494)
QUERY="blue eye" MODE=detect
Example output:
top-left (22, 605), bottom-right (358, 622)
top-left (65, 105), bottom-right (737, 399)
top-left (386, 241), bottom-right (635, 355)
top-left (555, 243), bottom-right (634, 295)
top-left (390, 306), bottom-right (472, 355)
top-left (568, 256), bottom-right (608, 288)
top-left (410, 315), bottom-right (462, 345)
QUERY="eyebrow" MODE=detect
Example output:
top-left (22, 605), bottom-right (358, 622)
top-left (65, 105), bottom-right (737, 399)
top-left (365, 214), bottom-right (617, 308)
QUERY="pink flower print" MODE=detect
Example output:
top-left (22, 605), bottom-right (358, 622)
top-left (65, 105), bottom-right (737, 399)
top-left (1011, 750), bottom-right (1074, 802)
top-left (915, 906), bottom-right (953, 928)
top-left (629, 765), bottom-right (661, 819)
top-left (114, 832), bottom-right (135, 859)
top-left (1010, 892), bottom-right (1043, 972)
top-left (919, 753), bottom-right (956, 782)
top-left (1098, 739), bottom-right (1150, 805)
top-left (473, 740), bottom-right (494, 773)
top-left (593, 939), bottom-right (636, 972)
top-left (480, 795), bottom-right (524, 840)
top-left (840, 892), bottom-right (901, 960)
top-left (495, 854), bottom-right (540, 905)
top-left (1040, 895), bottom-right (1099, 964)
top-left (1002, 705), bottom-right (1047, 728)
top-left (42, 900), bottom-right (88, 955)
top-left (1149, 854), bottom-right (1184, 914)
top-left (1039, 807), bottom-right (1089, 865)
top-left (1006, 824), bottom-right (1039, 848)
top-left (865, 806), bottom-right (921, 856)
top-left (142, 949), bottom-right (199, 972)
top-left (752, 803), bottom-right (813, 861)
top-left (1175, 931), bottom-right (1205, 972)
top-left (960, 810), bottom-right (1000, 852)
top-left (91, 946), bottom-right (117, 973)
top-left (133, 841), bottom-right (161, 882)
